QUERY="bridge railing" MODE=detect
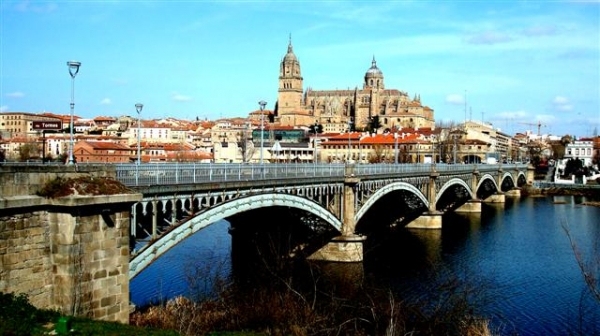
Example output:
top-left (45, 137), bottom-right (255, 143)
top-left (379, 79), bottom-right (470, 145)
top-left (115, 163), bottom-right (347, 186)
top-left (115, 162), bottom-right (529, 186)
top-left (352, 163), bottom-right (528, 176)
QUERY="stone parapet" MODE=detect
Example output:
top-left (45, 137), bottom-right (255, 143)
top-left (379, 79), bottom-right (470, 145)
top-left (0, 164), bottom-right (116, 198)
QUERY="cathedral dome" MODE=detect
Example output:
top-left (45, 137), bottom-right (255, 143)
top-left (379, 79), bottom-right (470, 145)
top-left (283, 40), bottom-right (298, 62)
top-left (365, 57), bottom-right (383, 78)
top-left (283, 50), bottom-right (297, 62)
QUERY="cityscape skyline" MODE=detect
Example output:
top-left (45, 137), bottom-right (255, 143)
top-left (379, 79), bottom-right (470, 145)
top-left (1, 1), bottom-right (599, 138)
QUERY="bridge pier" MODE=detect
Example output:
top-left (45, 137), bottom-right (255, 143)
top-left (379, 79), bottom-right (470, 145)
top-left (454, 166), bottom-right (484, 213)
top-left (483, 193), bottom-right (505, 203)
top-left (308, 169), bottom-right (366, 262)
top-left (455, 199), bottom-right (482, 213)
top-left (307, 234), bottom-right (367, 262)
top-left (505, 188), bottom-right (521, 197)
top-left (406, 211), bottom-right (443, 229)
top-left (406, 166), bottom-right (443, 229)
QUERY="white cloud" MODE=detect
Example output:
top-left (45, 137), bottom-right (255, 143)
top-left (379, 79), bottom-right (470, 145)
top-left (553, 96), bottom-right (569, 104)
top-left (496, 110), bottom-right (528, 120)
top-left (552, 96), bottom-right (573, 111)
top-left (521, 24), bottom-right (558, 37)
top-left (0, 105), bottom-right (8, 112)
top-left (465, 31), bottom-right (514, 45)
top-left (445, 94), bottom-right (464, 105)
top-left (534, 114), bottom-right (557, 126)
top-left (172, 93), bottom-right (192, 102)
top-left (6, 91), bottom-right (24, 98)
top-left (100, 98), bottom-right (112, 105)
top-left (13, 1), bottom-right (57, 13)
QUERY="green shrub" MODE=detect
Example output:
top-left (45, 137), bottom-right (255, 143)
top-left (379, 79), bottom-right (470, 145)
top-left (0, 292), bottom-right (59, 335)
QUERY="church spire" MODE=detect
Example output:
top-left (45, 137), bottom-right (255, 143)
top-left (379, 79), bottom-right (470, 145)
top-left (287, 33), bottom-right (293, 54)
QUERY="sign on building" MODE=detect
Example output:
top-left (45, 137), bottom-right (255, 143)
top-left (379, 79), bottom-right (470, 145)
top-left (32, 121), bottom-right (63, 131)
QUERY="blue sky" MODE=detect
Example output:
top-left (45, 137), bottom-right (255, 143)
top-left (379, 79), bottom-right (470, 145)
top-left (1, 1), bottom-right (599, 138)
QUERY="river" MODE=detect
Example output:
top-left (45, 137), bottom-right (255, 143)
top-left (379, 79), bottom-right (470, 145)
top-left (130, 195), bottom-right (600, 335)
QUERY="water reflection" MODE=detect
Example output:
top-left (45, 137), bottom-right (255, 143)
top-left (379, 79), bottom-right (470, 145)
top-left (131, 196), bottom-right (600, 335)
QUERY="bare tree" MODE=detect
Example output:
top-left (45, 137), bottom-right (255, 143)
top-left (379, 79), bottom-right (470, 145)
top-left (369, 144), bottom-right (391, 163)
top-left (563, 221), bottom-right (600, 303)
top-left (237, 128), bottom-right (256, 163)
top-left (18, 142), bottom-right (40, 161)
top-left (436, 121), bottom-right (456, 163)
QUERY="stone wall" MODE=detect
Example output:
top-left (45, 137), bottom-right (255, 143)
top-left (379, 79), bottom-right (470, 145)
top-left (0, 164), bottom-right (115, 198)
top-left (0, 165), bottom-right (139, 323)
top-left (0, 210), bottom-right (53, 308)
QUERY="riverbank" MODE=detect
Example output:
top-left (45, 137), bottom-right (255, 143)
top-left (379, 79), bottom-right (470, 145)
top-left (524, 185), bottom-right (600, 197)
top-left (523, 184), bottom-right (600, 207)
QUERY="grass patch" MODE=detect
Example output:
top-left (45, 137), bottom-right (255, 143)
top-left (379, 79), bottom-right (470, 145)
top-left (0, 292), bottom-right (179, 336)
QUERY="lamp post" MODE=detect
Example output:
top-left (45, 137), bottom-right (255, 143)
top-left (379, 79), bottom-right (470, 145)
top-left (258, 100), bottom-right (267, 164)
top-left (431, 135), bottom-right (437, 167)
top-left (347, 117), bottom-right (353, 163)
top-left (66, 61), bottom-right (81, 165)
top-left (394, 132), bottom-right (399, 164)
top-left (453, 134), bottom-right (457, 164)
top-left (314, 120), bottom-right (319, 164)
top-left (135, 103), bottom-right (143, 164)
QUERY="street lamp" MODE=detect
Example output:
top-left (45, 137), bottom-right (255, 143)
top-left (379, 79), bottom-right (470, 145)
top-left (431, 135), bottom-right (437, 166)
top-left (347, 117), bottom-right (353, 163)
top-left (66, 61), bottom-right (81, 165)
top-left (394, 132), bottom-right (399, 164)
top-left (135, 103), bottom-right (143, 164)
top-left (258, 100), bottom-right (267, 164)
top-left (314, 120), bottom-right (319, 164)
top-left (453, 134), bottom-right (457, 164)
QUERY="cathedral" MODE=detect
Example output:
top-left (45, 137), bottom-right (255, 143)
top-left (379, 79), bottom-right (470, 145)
top-left (275, 38), bottom-right (435, 133)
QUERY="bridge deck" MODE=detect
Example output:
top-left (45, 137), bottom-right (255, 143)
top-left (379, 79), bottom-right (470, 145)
top-left (115, 162), bottom-right (526, 188)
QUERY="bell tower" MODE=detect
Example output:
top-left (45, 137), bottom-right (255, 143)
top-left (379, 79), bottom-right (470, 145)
top-left (277, 36), bottom-right (304, 115)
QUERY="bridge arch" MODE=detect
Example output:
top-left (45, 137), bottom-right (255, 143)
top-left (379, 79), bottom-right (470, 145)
top-left (355, 182), bottom-right (429, 223)
top-left (515, 171), bottom-right (527, 186)
top-left (500, 172), bottom-right (516, 191)
top-left (130, 193), bottom-right (341, 279)
top-left (476, 174), bottom-right (500, 193)
top-left (436, 178), bottom-right (475, 203)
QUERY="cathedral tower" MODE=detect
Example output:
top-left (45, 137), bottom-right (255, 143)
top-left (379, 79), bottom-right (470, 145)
top-left (277, 37), bottom-right (304, 115)
top-left (363, 56), bottom-right (384, 90)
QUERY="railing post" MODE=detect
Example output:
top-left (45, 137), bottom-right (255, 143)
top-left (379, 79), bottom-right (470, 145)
top-left (151, 198), bottom-right (158, 240)
top-left (428, 165), bottom-right (439, 212)
top-left (471, 166), bottom-right (480, 199)
top-left (155, 163), bottom-right (159, 185)
top-left (193, 162), bottom-right (196, 184)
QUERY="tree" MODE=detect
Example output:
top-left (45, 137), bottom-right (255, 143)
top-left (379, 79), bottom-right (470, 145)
top-left (367, 116), bottom-right (382, 134)
top-left (435, 121), bottom-right (456, 163)
top-left (551, 134), bottom-right (573, 160)
top-left (563, 222), bottom-right (600, 304)
top-left (308, 124), bottom-right (323, 135)
top-left (18, 143), bottom-right (39, 161)
top-left (237, 129), bottom-right (256, 163)
top-left (368, 144), bottom-right (391, 163)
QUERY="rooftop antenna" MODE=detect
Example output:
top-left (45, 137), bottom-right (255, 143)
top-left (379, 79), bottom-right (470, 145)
top-left (464, 90), bottom-right (467, 124)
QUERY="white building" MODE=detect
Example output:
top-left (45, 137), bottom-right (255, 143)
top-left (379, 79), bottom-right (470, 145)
top-left (564, 140), bottom-right (594, 166)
